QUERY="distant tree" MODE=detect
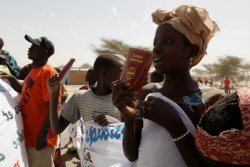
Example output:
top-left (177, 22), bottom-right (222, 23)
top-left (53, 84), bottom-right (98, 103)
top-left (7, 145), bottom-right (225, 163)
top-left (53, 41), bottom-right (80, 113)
top-left (91, 38), bottom-right (151, 58)
top-left (203, 56), bottom-right (243, 79)
top-left (80, 63), bottom-right (92, 69)
top-left (240, 63), bottom-right (250, 85)
top-left (191, 68), bottom-right (208, 77)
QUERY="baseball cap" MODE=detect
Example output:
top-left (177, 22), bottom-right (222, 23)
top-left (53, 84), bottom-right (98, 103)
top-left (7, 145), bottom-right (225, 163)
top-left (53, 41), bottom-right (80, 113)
top-left (25, 35), bottom-right (54, 56)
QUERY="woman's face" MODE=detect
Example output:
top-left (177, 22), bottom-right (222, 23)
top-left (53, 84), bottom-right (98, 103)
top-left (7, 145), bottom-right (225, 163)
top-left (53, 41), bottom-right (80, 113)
top-left (153, 24), bottom-right (192, 74)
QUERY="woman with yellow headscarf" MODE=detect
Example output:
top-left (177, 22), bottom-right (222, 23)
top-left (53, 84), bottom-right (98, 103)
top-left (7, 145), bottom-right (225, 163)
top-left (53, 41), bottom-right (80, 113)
top-left (112, 4), bottom-right (225, 167)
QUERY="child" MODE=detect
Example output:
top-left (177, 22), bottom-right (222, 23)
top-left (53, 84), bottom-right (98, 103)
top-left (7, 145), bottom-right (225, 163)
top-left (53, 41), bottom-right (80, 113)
top-left (47, 54), bottom-right (126, 166)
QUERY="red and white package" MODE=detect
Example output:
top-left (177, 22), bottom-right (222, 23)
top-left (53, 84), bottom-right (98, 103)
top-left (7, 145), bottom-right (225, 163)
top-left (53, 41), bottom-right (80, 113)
top-left (58, 58), bottom-right (75, 84)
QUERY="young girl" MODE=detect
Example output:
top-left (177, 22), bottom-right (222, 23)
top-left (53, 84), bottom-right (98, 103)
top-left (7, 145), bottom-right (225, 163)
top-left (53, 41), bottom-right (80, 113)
top-left (112, 5), bottom-right (225, 167)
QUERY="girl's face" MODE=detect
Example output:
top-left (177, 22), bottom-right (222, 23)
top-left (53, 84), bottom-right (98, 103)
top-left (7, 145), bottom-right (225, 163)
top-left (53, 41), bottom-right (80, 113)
top-left (153, 24), bottom-right (192, 75)
top-left (104, 62), bottom-right (124, 89)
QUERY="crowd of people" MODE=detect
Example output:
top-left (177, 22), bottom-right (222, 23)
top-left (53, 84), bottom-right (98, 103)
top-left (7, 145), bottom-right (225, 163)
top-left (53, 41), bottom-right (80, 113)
top-left (1, 4), bottom-right (250, 167)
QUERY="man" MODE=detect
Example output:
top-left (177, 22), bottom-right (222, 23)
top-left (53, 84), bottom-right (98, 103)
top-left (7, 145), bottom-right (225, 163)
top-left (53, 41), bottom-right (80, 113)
top-left (224, 77), bottom-right (231, 94)
top-left (0, 37), bottom-right (21, 77)
top-left (3, 35), bottom-right (58, 167)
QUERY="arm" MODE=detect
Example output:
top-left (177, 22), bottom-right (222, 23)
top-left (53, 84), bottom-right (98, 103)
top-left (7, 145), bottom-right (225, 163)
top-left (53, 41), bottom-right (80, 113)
top-left (112, 80), bottom-right (141, 161)
top-left (0, 75), bottom-right (22, 93)
top-left (18, 64), bottom-right (33, 80)
top-left (140, 96), bottom-right (208, 167)
top-left (36, 109), bottom-right (50, 150)
top-left (123, 116), bottom-right (142, 161)
top-left (169, 120), bottom-right (208, 167)
top-left (47, 74), bottom-right (70, 134)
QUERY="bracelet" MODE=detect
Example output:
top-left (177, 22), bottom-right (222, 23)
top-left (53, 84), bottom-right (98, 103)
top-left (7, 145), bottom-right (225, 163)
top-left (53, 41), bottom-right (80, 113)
top-left (172, 130), bottom-right (190, 142)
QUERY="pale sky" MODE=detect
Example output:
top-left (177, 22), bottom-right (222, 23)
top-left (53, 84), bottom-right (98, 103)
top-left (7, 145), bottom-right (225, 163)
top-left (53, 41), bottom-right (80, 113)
top-left (1, 0), bottom-right (250, 68)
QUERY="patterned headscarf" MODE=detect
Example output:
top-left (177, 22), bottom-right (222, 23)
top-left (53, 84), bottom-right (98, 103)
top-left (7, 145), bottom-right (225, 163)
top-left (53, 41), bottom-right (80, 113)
top-left (152, 5), bottom-right (219, 67)
top-left (196, 86), bottom-right (250, 165)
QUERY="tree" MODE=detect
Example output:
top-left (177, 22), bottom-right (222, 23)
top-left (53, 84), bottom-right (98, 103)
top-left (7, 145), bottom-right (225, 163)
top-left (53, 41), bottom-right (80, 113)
top-left (240, 63), bottom-right (250, 85)
top-left (191, 68), bottom-right (208, 78)
top-left (203, 56), bottom-right (243, 79)
top-left (91, 38), bottom-right (151, 58)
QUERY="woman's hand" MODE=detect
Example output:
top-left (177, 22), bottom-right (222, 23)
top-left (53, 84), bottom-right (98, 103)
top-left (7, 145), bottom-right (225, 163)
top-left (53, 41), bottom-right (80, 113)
top-left (112, 80), bottom-right (138, 120)
top-left (46, 73), bottom-right (60, 97)
top-left (137, 96), bottom-right (187, 136)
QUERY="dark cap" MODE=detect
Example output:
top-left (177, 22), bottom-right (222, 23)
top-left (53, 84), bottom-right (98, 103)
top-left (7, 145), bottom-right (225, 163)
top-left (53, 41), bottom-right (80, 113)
top-left (25, 35), bottom-right (54, 56)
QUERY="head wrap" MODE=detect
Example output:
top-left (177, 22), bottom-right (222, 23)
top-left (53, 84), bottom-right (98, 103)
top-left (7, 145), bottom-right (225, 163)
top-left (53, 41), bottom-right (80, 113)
top-left (196, 86), bottom-right (250, 165)
top-left (152, 5), bottom-right (219, 67)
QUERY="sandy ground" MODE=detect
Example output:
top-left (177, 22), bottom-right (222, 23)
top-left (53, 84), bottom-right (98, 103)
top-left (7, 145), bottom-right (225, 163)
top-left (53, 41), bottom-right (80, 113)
top-left (59, 129), bottom-right (81, 167)
top-left (58, 85), bottom-right (82, 167)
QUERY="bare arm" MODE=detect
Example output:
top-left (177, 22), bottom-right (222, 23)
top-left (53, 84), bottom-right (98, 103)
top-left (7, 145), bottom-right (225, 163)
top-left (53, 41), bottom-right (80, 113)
top-left (141, 96), bottom-right (208, 167)
top-left (122, 116), bottom-right (142, 161)
top-left (47, 74), bottom-right (70, 134)
top-left (168, 119), bottom-right (208, 167)
top-left (112, 80), bottom-right (141, 161)
top-left (36, 109), bottom-right (50, 150)
top-left (0, 75), bottom-right (22, 93)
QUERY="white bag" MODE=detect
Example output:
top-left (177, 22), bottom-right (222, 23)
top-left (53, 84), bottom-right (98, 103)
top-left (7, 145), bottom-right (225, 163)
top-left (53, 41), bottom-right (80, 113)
top-left (74, 121), bottom-right (132, 167)
top-left (0, 79), bottom-right (28, 167)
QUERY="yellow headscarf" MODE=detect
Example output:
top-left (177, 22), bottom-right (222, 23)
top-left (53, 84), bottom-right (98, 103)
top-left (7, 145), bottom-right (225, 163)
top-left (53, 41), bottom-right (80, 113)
top-left (152, 5), bottom-right (219, 67)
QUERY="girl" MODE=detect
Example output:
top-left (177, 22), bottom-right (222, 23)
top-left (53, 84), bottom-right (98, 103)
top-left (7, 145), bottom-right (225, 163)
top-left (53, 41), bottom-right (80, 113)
top-left (112, 5), bottom-right (225, 167)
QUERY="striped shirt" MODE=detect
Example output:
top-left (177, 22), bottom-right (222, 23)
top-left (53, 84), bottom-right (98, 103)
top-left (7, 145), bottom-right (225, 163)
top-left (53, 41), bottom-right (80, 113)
top-left (60, 89), bottom-right (121, 123)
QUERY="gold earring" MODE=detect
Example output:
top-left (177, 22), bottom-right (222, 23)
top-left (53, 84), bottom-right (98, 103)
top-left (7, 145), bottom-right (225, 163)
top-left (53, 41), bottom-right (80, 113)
top-left (190, 57), bottom-right (194, 66)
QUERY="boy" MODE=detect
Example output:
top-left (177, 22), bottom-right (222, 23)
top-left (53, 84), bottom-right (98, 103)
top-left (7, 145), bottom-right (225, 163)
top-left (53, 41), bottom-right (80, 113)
top-left (47, 54), bottom-right (126, 166)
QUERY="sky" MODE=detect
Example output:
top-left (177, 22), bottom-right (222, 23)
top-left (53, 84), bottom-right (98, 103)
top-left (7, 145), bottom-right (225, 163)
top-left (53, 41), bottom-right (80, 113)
top-left (1, 0), bottom-right (250, 69)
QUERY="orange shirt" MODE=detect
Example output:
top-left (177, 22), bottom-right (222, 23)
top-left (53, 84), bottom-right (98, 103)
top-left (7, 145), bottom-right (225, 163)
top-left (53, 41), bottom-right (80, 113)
top-left (20, 64), bottom-right (58, 147)
top-left (224, 79), bottom-right (230, 88)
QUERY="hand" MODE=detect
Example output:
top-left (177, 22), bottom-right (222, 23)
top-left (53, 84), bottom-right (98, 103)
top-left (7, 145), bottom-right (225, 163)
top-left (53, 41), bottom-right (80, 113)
top-left (36, 128), bottom-right (49, 150)
top-left (111, 80), bottom-right (138, 119)
top-left (46, 73), bottom-right (60, 96)
top-left (0, 74), bottom-right (16, 84)
top-left (137, 96), bottom-right (186, 136)
top-left (94, 114), bottom-right (120, 126)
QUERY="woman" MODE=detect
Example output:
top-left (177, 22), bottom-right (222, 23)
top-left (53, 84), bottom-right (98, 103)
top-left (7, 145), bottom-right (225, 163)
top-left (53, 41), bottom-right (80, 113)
top-left (112, 5), bottom-right (224, 167)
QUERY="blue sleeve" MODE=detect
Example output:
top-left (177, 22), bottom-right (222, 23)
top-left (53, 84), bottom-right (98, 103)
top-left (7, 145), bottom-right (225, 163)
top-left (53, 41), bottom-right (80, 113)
top-left (5, 53), bottom-right (21, 77)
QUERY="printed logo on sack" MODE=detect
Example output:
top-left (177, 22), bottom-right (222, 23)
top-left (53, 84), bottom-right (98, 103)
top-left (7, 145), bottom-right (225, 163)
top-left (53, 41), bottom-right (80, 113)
top-left (85, 125), bottom-right (124, 146)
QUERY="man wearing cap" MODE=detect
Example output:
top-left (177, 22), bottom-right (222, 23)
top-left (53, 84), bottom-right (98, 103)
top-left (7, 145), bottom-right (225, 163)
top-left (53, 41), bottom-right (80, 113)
top-left (23, 35), bottom-right (59, 167)
top-left (0, 37), bottom-right (21, 77)
top-left (3, 35), bottom-right (59, 167)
